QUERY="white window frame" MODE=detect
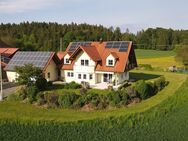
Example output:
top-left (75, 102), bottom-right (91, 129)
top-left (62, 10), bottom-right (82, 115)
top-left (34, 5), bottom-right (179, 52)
top-left (89, 74), bottom-right (93, 80)
top-left (78, 74), bottom-right (81, 79)
top-left (108, 59), bottom-right (114, 66)
top-left (81, 59), bottom-right (89, 66)
top-left (83, 74), bottom-right (87, 79)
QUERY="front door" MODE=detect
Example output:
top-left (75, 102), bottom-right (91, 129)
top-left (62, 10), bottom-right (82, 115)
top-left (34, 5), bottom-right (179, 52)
top-left (103, 74), bottom-right (112, 83)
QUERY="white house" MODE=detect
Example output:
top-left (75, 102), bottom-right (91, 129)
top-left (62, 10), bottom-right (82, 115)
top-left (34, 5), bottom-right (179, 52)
top-left (5, 51), bottom-right (60, 82)
top-left (58, 41), bottom-right (137, 86)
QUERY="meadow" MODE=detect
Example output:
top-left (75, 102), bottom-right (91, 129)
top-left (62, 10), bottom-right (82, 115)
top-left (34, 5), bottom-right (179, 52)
top-left (0, 49), bottom-right (187, 141)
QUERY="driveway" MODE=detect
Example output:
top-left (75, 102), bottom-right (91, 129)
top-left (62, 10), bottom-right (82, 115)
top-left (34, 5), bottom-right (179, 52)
top-left (2, 86), bottom-right (21, 98)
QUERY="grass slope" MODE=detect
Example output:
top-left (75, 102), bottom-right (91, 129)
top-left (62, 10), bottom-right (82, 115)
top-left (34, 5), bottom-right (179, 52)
top-left (0, 70), bottom-right (186, 122)
top-left (0, 76), bottom-right (188, 141)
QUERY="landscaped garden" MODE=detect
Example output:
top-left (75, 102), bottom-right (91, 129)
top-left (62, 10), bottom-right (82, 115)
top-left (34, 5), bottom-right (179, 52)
top-left (0, 49), bottom-right (187, 141)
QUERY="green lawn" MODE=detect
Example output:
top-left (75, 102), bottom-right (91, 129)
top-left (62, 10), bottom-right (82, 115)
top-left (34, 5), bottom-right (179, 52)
top-left (135, 49), bottom-right (176, 59)
top-left (0, 70), bottom-right (186, 123)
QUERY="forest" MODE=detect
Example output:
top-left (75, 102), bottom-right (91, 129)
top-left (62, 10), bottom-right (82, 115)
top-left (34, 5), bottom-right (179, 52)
top-left (0, 22), bottom-right (188, 51)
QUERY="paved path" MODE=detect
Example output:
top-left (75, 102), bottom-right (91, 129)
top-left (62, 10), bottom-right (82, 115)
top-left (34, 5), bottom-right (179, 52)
top-left (2, 86), bottom-right (21, 98)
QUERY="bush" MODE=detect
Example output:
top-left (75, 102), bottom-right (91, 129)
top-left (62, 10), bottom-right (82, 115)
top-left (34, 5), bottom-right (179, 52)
top-left (126, 86), bottom-right (138, 99)
top-left (154, 76), bottom-right (166, 91)
top-left (118, 82), bottom-right (130, 90)
top-left (119, 90), bottom-right (129, 105)
top-left (64, 81), bottom-right (82, 89)
top-left (74, 92), bottom-right (101, 108)
top-left (134, 80), bottom-right (151, 100)
top-left (58, 93), bottom-right (80, 108)
top-left (107, 91), bottom-right (121, 106)
top-left (35, 77), bottom-right (47, 91)
top-left (36, 92), bottom-right (46, 105)
top-left (7, 93), bottom-right (22, 101)
top-left (26, 86), bottom-right (39, 103)
top-left (44, 93), bottom-right (59, 108)
top-left (17, 87), bottom-right (27, 100)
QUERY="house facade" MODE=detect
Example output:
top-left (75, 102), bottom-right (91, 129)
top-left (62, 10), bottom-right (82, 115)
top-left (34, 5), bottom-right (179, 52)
top-left (58, 41), bottom-right (137, 86)
top-left (5, 52), bottom-right (60, 82)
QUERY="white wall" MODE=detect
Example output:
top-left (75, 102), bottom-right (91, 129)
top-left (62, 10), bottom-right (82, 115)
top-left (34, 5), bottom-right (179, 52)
top-left (6, 71), bottom-right (18, 82)
top-left (64, 54), bottom-right (71, 64)
top-left (61, 70), bottom-right (75, 83)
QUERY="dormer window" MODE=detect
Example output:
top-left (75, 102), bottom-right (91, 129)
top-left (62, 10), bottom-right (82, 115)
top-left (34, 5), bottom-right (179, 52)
top-left (108, 60), bottom-right (114, 66)
top-left (65, 58), bottom-right (69, 64)
top-left (64, 54), bottom-right (71, 64)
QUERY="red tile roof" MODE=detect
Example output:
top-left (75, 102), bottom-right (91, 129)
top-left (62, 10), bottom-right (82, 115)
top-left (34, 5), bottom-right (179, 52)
top-left (60, 41), bottom-right (136, 73)
top-left (57, 51), bottom-right (66, 60)
top-left (0, 48), bottom-right (19, 57)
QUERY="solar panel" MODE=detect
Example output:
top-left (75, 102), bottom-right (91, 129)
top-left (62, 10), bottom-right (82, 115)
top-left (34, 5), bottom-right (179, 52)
top-left (105, 41), bottom-right (130, 52)
top-left (68, 42), bottom-right (92, 52)
top-left (6, 51), bottom-right (53, 71)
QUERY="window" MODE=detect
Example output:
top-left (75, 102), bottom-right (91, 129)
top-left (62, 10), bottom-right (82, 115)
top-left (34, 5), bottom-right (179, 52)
top-left (81, 60), bottom-right (85, 66)
top-left (108, 60), bottom-right (113, 66)
top-left (83, 74), bottom-right (87, 79)
top-left (47, 72), bottom-right (50, 79)
top-left (67, 72), bottom-right (74, 77)
top-left (71, 72), bottom-right (74, 77)
top-left (89, 74), bottom-right (93, 80)
top-left (67, 72), bottom-right (70, 77)
top-left (85, 60), bottom-right (89, 66)
top-left (65, 58), bottom-right (69, 64)
top-left (78, 74), bottom-right (81, 79)
top-left (81, 60), bottom-right (89, 66)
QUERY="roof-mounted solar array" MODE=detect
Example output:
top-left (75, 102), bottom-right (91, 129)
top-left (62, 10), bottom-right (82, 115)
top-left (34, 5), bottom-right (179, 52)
top-left (106, 41), bottom-right (130, 52)
top-left (68, 42), bottom-right (92, 52)
top-left (6, 51), bottom-right (53, 71)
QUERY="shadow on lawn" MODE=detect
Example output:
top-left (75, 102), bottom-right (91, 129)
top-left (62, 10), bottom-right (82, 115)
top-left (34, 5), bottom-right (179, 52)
top-left (130, 72), bottom-right (161, 81)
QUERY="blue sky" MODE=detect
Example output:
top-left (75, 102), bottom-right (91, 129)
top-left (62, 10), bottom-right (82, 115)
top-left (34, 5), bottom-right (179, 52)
top-left (0, 0), bottom-right (188, 33)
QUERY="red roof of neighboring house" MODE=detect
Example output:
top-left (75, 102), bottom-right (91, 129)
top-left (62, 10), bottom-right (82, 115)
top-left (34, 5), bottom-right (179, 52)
top-left (0, 48), bottom-right (19, 57)
top-left (57, 51), bottom-right (66, 60)
top-left (0, 61), bottom-right (7, 67)
top-left (60, 41), bottom-right (137, 73)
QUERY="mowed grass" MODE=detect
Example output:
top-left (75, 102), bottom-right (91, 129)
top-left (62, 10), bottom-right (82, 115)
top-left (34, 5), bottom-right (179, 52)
top-left (135, 49), bottom-right (182, 68)
top-left (0, 70), bottom-right (186, 123)
top-left (135, 49), bottom-right (176, 59)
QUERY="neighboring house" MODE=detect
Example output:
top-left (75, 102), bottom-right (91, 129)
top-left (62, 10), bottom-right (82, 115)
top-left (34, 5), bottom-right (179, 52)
top-left (5, 51), bottom-right (60, 82)
top-left (58, 41), bottom-right (137, 86)
top-left (0, 40), bottom-right (19, 80)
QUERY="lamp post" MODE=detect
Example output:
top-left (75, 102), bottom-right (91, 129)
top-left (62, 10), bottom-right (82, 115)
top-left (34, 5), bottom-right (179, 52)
top-left (0, 53), bottom-right (3, 101)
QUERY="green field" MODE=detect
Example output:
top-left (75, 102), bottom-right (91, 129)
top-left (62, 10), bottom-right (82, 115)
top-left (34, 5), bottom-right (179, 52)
top-left (135, 49), bottom-right (182, 68)
top-left (135, 49), bottom-right (176, 59)
top-left (0, 49), bottom-right (187, 140)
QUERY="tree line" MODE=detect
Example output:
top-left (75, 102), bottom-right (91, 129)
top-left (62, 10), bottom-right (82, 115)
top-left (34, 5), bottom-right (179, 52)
top-left (0, 22), bottom-right (188, 51)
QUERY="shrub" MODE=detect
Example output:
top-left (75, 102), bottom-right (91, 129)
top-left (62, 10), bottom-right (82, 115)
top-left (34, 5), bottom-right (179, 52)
top-left (118, 82), bottom-right (130, 90)
top-left (134, 80), bottom-right (151, 100)
top-left (80, 88), bottom-right (87, 95)
top-left (36, 92), bottom-right (46, 105)
top-left (7, 93), bottom-right (22, 101)
top-left (74, 92), bottom-right (101, 108)
top-left (126, 86), bottom-right (138, 99)
top-left (107, 91), bottom-right (121, 106)
top-left (119, 90), bottom-right (129, 105)
top-left (17, 87), bottom-right (27, 100)
top-left (64, 81), bottom-right (82, 89)
top-left (44, 93), bottom-right (59, 108)
top-left (58, 93), bottom-right (80, 108)
top-left (35, 77), bottom-right (47, 91)
top-left (154, 76), bottom-right (166, 91)
top-left (26, 86), bottom-right (39, 103)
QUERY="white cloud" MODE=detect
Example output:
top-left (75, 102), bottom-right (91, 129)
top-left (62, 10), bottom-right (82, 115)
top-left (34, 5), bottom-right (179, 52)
top-left (0, 0), bottom-right (59, 13)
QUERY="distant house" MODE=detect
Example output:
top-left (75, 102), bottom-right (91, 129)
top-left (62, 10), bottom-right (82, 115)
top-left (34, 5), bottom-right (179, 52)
top-left (58, 41), bottom-right (137, 86)
top-left (5, 51), bottom-right (60, 82)
top-left (0, 40), bottom-right (19, 80)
